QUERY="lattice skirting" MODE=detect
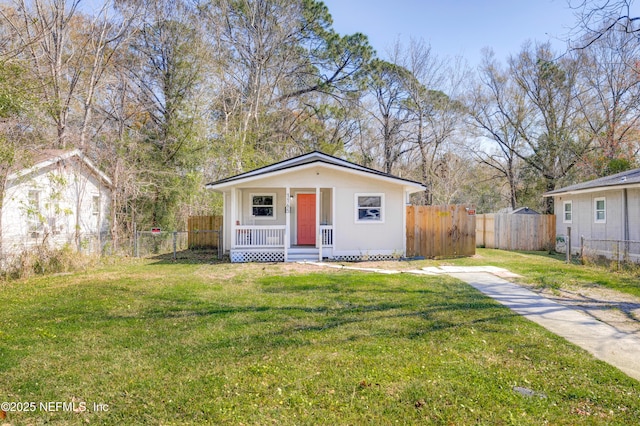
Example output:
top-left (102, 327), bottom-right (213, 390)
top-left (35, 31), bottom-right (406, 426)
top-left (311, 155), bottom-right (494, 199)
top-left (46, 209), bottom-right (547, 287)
top-left (231, 250), bottom-right (285, 263)
top-left (333, 254), bottom-right (398, 262)
top-left (230, 250), bottom-right (397, 263)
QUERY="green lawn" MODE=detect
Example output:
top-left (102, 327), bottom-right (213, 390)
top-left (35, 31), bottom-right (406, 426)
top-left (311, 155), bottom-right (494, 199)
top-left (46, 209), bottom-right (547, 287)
top-left (0, 254), bottom-right (639, 424)
top-left (443, 248), bottom-right (640, 298)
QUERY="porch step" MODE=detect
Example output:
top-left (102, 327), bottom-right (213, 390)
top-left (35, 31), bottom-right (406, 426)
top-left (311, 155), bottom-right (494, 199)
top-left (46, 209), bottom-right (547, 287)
top-left (287, 247), bottom-right (320, 262)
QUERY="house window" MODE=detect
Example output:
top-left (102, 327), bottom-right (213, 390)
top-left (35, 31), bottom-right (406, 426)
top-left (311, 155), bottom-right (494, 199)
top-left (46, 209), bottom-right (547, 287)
top-left (50, 202), bottom-right (60, 235)
top-left (594, 197), bottom-right (606, 223)
top-left (563, 201), bottom-right (572, 223)
top-left (92, 195), bottom-right (100, 216)
top-left (28, 190), bottom-right (40, 209)
top-left (27, 190), bottom-right (42, 237)
top-left (355, 193), bottom-right (384, 223)
top-left (251, 194), bottom-right (276, 219)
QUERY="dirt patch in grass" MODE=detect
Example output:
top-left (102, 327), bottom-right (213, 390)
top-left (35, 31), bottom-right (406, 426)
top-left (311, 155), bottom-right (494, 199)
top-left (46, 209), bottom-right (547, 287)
top-left (527, 284), bottom-right (640, 335)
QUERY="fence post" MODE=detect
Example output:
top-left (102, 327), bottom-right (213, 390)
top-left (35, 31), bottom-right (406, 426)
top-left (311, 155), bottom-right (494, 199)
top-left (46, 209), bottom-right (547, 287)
top-left (173, 231), bottom-right (177, 260)
top-left (218, 227), bottom-right (223, 260)
top-left (134, 222), bottom-right (139, 258)
top-left (566, 227), bottom-right (571, 263)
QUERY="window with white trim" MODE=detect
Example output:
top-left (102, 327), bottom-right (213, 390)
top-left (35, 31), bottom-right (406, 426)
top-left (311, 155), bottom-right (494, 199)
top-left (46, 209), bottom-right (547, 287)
top-left (27, 190), bottom-right (42, 237)
top-left (251, 193), bottom-right (276, 219)
top-left (563, 201), bottom-right (572, 223)
top-left (355, 193), bottom-right (384, 223)
top-left (92, 195), bottom-right (100, 216)
top-left (594, 197), bottom-right (606, 223)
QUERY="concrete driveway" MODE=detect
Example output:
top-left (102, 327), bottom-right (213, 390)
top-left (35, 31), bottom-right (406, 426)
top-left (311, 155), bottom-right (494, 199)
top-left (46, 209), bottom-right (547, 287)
top-left (426, 266), bottom-right (640, 382)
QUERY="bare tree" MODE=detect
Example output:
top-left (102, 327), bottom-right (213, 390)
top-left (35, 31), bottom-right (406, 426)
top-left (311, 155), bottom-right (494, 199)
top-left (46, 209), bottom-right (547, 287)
top-left (364, 58), bottom-right (412, 174)
top-left (570, 0), bottom-right (640, 49)
top-left (508, 42), bottom-right (592, 213)
top-left (466, 43), bottom-right (590, 213)
top-left (75, 2), bottom-right (137, 148)
top-left (467, 49), bottom-right (531, 209)
top-left (0, 0), bottom-right (135, 149)
top-left (398, 39), bottom-right (467, 204)
top-left (577, 25), bottom-right (640, 175)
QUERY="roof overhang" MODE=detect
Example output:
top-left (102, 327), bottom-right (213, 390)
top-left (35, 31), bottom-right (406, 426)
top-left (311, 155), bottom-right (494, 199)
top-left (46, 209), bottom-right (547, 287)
top-left (207, 156), bottom-right (426, 194)
top-left (543, 182), bottom-right (640, 197)
top-left (7, 149), bottom-right (113, 188)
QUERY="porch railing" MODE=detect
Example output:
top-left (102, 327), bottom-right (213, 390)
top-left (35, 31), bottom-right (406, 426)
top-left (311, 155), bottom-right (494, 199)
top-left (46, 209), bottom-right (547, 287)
top-left (234, 225), bottom-right (285, 247)
top-left (320, 225), bottom-right (333, 247)
top-left (233, 225), bottom-right (333, 248)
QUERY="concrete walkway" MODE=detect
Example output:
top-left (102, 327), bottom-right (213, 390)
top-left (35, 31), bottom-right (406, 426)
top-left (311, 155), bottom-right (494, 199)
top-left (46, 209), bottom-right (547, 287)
top-left (441, 270), bottom-right (640, 382)
top-left (303, 262), bottom-right (640, 382)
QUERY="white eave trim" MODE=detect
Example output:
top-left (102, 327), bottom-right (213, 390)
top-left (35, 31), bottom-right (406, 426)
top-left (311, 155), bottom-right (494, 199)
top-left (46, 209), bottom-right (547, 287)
top-left (7, 149), bottom-right (113, 188)
top-left (207, 161), bottom-right (426, 193)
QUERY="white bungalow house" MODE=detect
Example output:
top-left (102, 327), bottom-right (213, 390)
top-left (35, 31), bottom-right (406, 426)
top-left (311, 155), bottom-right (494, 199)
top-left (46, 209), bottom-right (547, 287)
top-left (206, 151), bottom-right (426, 262)
top-left (1, 149), bottom-right (112, 260)
top-left (544, 168), bottom-right (640, 259)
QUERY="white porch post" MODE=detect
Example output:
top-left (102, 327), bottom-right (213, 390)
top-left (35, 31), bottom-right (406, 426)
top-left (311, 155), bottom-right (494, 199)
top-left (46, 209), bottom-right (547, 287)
top-left (332, 186), bottom-right (336, 249)
top-left (222, 191), bottom-right (228, 251)
top-left (285, 186), bottom-right (290, 262)
top-left (316, 186), bottom-right (321, 259)
top-left (403, 189), bottom-right (409, 258)
top-left (230, 187), bottom-right (237, 249)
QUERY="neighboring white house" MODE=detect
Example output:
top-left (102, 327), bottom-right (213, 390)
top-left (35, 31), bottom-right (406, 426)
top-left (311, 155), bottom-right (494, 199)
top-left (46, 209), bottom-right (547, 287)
top-left (1, 149), bottom-right (112, 260)
top-left (544, 168), bottom-right (640, 259)
top-left (206, 151), bottom-right (426, 262)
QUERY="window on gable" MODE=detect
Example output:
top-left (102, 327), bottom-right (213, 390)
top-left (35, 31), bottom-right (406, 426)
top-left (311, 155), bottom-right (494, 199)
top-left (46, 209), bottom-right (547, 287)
top-left (355, 193), bottom-right (384, 223)
top-left (563, 201), bottom-right (572, 223)
top-left (28, 190), bottom-right (40, 209)
top-left (251, 194), bottom-right (276, 219)
top-left (92, 195), bottom-right (100, 216)
top-left (594, 197), bottom-right (606, 223)
top-left (27, 190), bottom-right (42, 237)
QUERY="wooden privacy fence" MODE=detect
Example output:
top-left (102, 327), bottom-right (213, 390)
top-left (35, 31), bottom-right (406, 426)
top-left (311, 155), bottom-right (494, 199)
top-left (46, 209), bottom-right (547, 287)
top-left (188, 215), bottom-right (223, 249)
top-left (476, 213), bottom-right (555, 251)
top-left (406, 205), bottom-right (476, 258)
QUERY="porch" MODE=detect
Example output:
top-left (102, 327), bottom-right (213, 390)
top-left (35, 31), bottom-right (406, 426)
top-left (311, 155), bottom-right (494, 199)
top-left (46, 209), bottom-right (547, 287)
top-left (226, 186), bottom-right (334, 262)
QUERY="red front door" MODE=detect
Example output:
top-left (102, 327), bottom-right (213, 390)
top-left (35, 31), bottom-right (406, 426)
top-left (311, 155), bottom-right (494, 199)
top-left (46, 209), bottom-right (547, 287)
top-left (297, 194), bottom-right (316, 245)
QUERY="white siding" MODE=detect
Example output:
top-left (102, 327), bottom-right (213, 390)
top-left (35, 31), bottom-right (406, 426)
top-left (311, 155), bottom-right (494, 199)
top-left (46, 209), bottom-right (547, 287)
top-left (2, 158), bottom-right (111, 258)
top-left (223, 165), bottom-right (408, 256)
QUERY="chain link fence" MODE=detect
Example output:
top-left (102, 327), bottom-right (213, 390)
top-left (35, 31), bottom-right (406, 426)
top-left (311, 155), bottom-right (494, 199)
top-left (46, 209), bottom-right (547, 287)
top-left (134, 230), bottom-right (223, 260)
top-left (1, 227), bottom-right (223, 277)
top-left (581, 238), bottom-right (640, 267)
top-left (1, 231), bottom-right (122, 257)
top-left (134, 231), bottom-right (187, 258)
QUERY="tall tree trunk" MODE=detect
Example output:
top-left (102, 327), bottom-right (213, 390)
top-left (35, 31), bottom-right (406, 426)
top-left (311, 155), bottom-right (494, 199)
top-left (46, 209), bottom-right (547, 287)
top-left (544, 179), bottom-right (555, 214)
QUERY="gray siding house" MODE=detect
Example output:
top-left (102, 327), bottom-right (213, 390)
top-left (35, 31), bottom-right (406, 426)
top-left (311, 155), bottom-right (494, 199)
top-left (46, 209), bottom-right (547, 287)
top-left (544, 168), bottom-right (640, 258)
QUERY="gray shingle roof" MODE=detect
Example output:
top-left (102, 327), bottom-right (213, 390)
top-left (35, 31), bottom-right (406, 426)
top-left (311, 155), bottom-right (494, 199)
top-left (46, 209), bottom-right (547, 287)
top-left (544, 168), bottom-right (640, 196)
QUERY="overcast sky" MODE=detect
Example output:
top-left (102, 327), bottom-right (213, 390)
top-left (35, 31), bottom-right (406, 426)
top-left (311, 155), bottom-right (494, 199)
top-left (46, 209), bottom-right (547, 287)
top-left (322, 0), bottom-right (587, 68)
